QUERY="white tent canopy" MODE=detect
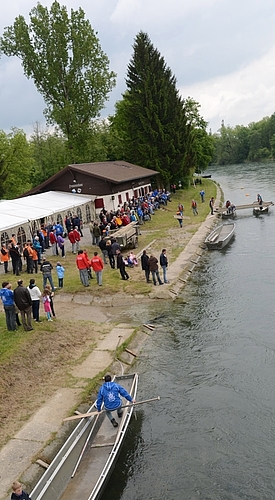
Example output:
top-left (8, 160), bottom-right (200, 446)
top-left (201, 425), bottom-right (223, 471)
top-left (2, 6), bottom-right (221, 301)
top-left (0, 191), bottom-right (94, 232)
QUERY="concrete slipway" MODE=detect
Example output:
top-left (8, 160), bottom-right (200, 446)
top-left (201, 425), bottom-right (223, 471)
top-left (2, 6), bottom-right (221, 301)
top-left (0, 189), bottom-right (222, 500)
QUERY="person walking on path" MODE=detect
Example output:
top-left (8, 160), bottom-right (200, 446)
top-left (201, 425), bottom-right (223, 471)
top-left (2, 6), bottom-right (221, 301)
top-left (159, 249), bottom-right (169, 284)
top-left (40, 257), bottom-right (55, 291)
top-left (76, 250), bottom-right (90, 287)
top-left (0, 281), bottom-right (17, 331)
top-left (141, 249), bottom-right (151, 283)
top-left (90, 251), bottom-right (104, 286)
top-left (209, 197), bottom-right (215, 215)
top-left (148, 255), bottom-right (163, 286)
top-left (27, 278), bottom-right (42, 323)
top-left (116, 249), bottom-right (129, 280)
top-left (191, 199), bottom-right (198, 215)
top-left (56, 262), bottom-right (65, 288)
top-left (14, 280), bottom-right (33, 331)
top-left (96, 374), bottom-right (136, 428)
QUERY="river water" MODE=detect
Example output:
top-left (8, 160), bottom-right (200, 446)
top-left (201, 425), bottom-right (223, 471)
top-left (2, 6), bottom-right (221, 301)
top-left (104, 163), bottom-right (275, 500)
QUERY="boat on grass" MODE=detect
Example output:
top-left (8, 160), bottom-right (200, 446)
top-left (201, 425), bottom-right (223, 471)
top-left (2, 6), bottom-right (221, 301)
top-left (31, 373), bottom-right (138, 500)
top-left (205, 223), bottom-right (235, 250)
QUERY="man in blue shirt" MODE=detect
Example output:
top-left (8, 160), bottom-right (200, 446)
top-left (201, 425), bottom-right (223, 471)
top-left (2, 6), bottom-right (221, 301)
top-left (96, 375), bottom-right (135, 427)
top-left (0, 281), bottom-right (17, 331)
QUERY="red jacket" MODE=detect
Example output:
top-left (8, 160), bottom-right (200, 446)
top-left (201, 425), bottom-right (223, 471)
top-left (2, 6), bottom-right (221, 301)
top-left (90, 255), bottom-right (104, 272)
top-left (49, 232), bottom-right (57, 244)
top-left (68, 230), bottom-right (76, 244)
top-left (76, 253), bottom-right (90, 270)
top-left (73, 229), bottom-right (81, 242)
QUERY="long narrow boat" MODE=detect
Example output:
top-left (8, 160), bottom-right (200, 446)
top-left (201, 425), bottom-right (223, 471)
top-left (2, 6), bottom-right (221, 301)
top-left (205, 223), bottom-right (235, 250)
top-left (31, 373), bottom-right (138, 500)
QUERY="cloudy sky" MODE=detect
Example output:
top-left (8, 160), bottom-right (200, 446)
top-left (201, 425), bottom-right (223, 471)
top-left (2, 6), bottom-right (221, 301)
top-left (0, 0), bottom-right (275, 135)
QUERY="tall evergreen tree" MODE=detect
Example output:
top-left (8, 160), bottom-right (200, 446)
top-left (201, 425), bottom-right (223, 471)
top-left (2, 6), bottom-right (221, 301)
top-left (113, 31), bottom-right (191, 186)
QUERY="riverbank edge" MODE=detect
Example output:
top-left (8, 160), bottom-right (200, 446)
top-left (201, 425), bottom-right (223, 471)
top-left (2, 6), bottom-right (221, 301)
top-left (1, 183), bottom-right (222, 500)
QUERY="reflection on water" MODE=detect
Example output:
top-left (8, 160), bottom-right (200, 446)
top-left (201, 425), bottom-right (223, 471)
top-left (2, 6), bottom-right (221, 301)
top-left (103, 164), bottom-right (275, 499)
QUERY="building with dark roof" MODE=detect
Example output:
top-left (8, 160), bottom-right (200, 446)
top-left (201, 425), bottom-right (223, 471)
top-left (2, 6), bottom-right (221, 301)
top-left (23, 161), bottom-right (158, 212)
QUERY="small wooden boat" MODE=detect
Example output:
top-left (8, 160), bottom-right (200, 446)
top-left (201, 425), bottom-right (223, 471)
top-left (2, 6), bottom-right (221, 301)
top-left (221, 209), bottom-right (236, 219)
top-left (31, 373), bottom-right (138, 500)
top-left (253, 205), bottom-right (269, 216)
top-left (205, 223), bottom-right (235, 250)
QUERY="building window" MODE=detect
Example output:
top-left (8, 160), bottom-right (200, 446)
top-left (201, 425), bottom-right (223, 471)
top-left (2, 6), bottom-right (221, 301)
top-left (86, 204), bottom-right (91, 222)
top-left (134, 189), bottom-right (138, 199)
top-left (126, 192), bottom-right (129, 201)
top-left (1, 232), bottom-right (9, 247)
top-left (95, 198), bottom-right (104, 209)
top-left (57, 214), bottom-right (63, 225)
top-left (77, 207), bottom-right (82, 220)
top-left (118, 194), bottom-right (122, 205)
top-left (17, 227), bottom-right (26, 247)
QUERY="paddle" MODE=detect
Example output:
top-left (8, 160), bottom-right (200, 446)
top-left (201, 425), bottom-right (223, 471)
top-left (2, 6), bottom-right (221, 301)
top-left (63, 396), bottom-right (161, 421)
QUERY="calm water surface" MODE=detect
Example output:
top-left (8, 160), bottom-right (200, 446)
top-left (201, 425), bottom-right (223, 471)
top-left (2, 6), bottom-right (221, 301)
top-left (104, 163), bottom-right (275, 500)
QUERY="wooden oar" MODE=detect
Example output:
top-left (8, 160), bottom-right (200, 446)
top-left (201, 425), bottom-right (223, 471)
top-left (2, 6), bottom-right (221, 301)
top-left (63, 396), bottom-right (161, 422)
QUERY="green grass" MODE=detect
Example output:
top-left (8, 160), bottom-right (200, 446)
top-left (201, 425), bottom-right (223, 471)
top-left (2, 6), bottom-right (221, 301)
top-left (0, 180), bottom-right (217, 363)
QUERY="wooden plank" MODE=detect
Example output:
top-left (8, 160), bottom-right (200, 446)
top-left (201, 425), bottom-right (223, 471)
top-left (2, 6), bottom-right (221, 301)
top-left (125, 348), bottom-right (137, 357)
top-left (36, 459), bottom-right (50, 469)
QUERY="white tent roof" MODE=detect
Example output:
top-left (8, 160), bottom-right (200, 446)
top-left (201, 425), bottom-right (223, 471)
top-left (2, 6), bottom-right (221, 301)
top-left (0, 191), bottom-right (93, 232)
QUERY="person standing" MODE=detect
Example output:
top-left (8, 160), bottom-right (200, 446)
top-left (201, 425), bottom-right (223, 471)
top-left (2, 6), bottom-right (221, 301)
top-left (14, 280), bottom-right (33, 331)
top-left (57, 233), bottom-right (65, 258)
top-left (56, 262), bottom-right (65, 288)
top-left (148, 254), bottom-right (163, 286)
top-left (116, 249), bottom-right (129, 280)
top-left (141, 249), bottom-right (151, 283)
top-left (90, 251), bottom-right (104, 286)
top-left (199, 189), bottom-right (205, 202)
top-left (27, 278), bottom-right (42, 322)
top-left (76, 250), bottom-right (90, 287)
top-left (106, 240), bottom-right (115, 269)
top-left (191, 199), bottom-right (198, 215)
top-left (49, 229), bottom-right (58, 256)
top-left (98, 238), bottom-right (108, 264)
top-left (9, 243), bottom-right (21, 276)
top-left (10, 480), bottom-right (32, 500)
top-left (209, 197), bottom-right (215, 215)
top-left (45, 285), bottom-right (56, 318)
top-left (91, 222), bottom-right (101, 246)
top-left (42, 288), bottom-right (53, 321)
top-left (40, 257), bottom-right (55, 290)
top-left (1, 244), bottom-right (9, 273)
top-left (96, 374), bottom-right (135, 428)
top-left (0, 281), bottom-right (17, 331)
top-left (257, 193), bottom-right (263, 209)
top-left (159, 249), bottom-right (169, 284)
top-left (68, 227), bottom-right (77, 254)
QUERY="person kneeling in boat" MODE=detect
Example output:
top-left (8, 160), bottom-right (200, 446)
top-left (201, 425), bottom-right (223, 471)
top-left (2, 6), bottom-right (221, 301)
top-left (96, 374), bottom-right (136, 428)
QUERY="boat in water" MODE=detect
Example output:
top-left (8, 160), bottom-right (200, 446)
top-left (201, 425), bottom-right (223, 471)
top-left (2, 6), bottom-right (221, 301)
top-left (31, 373), bottom-right (138, 500)
top-left (205, 223), bottom-right (235, 250)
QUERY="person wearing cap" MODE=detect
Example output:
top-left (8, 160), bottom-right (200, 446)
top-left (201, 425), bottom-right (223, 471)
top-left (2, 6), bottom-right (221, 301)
top-left (96, 374), bottom-right (136, 428)
top-left (13, 280), bottom-right (33, 331)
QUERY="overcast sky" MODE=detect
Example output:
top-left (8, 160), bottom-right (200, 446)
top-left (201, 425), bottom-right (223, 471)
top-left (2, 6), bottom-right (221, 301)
top-left (1, 0), bottom-right (275, 135)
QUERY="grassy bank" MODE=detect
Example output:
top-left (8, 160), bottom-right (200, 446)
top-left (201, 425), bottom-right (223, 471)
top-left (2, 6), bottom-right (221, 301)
top-left (0, 179), bottom-right (217, 364)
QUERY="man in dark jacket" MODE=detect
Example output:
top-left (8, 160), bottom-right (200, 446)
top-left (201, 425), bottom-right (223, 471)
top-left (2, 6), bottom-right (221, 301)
top-left (141, 249), bottom-right (151, 283)
top-left (148, 255), bottom-right (163, 286)
top-left (98, 238), bottom-right (108, 264)
top-left (116, 250), bottom-right (129, 280)
top-left (14, 280), bottom-right (33, 331)
top-left (40, 257), bottom-right (55, 290)
top-left (159, 248), bottom-right (169, 283)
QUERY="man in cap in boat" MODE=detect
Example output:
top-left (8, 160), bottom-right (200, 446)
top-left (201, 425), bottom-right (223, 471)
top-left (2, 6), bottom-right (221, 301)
top-left (96, 374), bottom-right (136, 428)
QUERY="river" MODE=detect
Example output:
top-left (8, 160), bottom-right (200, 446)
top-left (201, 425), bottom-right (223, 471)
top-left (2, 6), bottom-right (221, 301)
top-left (104, 163), bottom-right (275, 500)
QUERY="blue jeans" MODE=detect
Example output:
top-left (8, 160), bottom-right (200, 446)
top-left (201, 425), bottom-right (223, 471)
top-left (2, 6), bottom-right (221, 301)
top-left (161, 265), bottom-right (168, 283)
top-left (105, 404), bottom-right (122, 422)
top-left (151, 270), bottom-right (163, 285)
top-left (43, 274), bottom-right (55, 291)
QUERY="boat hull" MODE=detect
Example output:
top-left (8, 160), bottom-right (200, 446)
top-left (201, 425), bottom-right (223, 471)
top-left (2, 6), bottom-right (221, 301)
top-left (253, 206), bottom-right (268, 216)
top-left (31, 373), bottom-right (138, 500)
top-left (205, 223), bottom-right (235, 250)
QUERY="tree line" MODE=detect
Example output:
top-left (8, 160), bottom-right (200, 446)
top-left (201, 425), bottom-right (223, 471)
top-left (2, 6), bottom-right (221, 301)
top-left (0, 1), bottom-right (214, 199)
top-left (212, 114), bottom-right (275, 165)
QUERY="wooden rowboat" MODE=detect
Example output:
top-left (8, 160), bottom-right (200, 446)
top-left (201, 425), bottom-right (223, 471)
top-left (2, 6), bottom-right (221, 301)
top-left (31, 373), bottom-right (138, 500)
top-left (205, 223), bottom-right (235, 250)
top-left (253, 205), bottom-right (269, 216)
